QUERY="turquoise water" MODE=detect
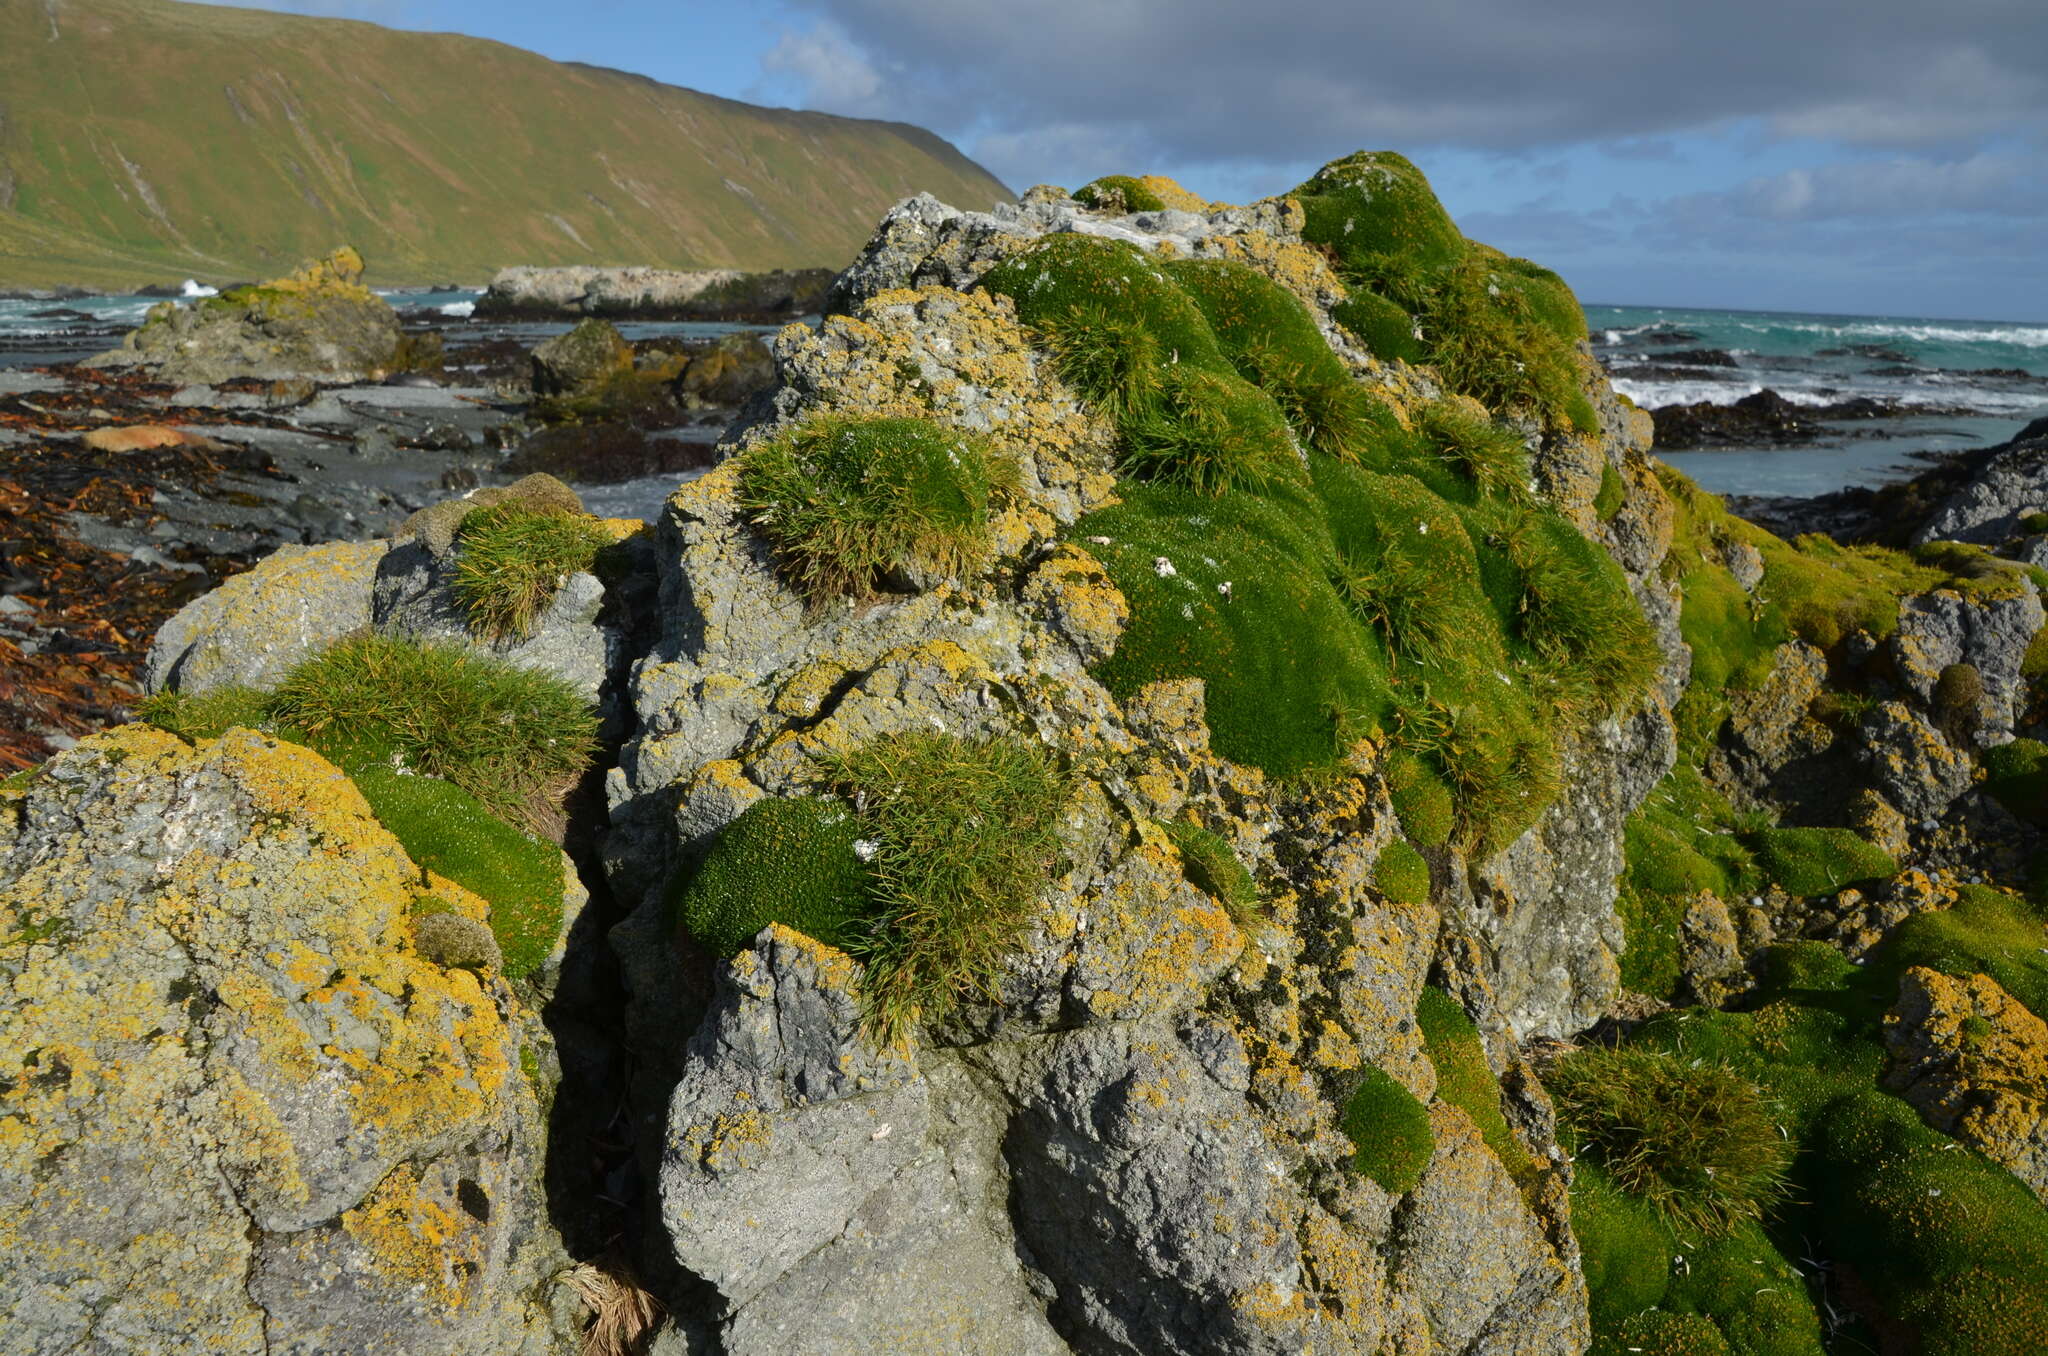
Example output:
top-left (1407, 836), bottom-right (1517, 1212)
top-left (1589, 303), bottom-right (2048, 496)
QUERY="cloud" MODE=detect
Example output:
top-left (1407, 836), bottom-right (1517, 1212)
top-left (765, 0), bottom-right (2048, 182)
top-left (1662, 153), bottom-right (2048, 226)
top-left (758, 21), bottom-right (887, 114)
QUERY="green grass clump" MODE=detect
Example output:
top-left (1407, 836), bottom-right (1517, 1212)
top-left (1073, 174), bottom-right (1167, 212)
top-left (1413, 399), bottom-right (1530, 502)
top-left (1340, 1064), bottom-right (1435, 1194)
top-left (1746, 827), bottom-right (1895, 897)
top-left (827, 732), bottom-right (1067, 1038)
top-left (670, 796), bottom-right (872, 957)
top-left (266, 633), bottom-right (597, 828)
top-left (136, 685), bottom-right (272, 741)
top-left (736, 415), bottom-right (1005, 603)
top-left (1985, 738), bottom-right (2048, 827)
top-left (1415, 987), bottom-right (1534, 1184)
top-left (1120, 366), bottom-right (1304, 495)
top-left (1291, 151), bottom-right (1467, 272)
top-left (1595, 461), bottom-right (1626, 521)
top-left (349, 765), bottom-right (565, 980)
top-left (2021, 510), bottom-right (2048, 534)
top-left (980, 234), bottom-right (1227, 377)
top-left (1550, 1046), bottom-right (1792, 1235)
top-left (452, 502), bottom-right (614, 640)
top-left (1076, 483), bottom-right (1393, 780)
top-left (1493, 514), bottom-right (1661, 715)
top-left (1372, 838), bottom-right (1431, 907)
top-left (1161, 819), bottom-right (1261, 925)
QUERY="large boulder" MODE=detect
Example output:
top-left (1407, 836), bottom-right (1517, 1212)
top-left (530, 318), bottom-right (633, 398)
top-left (89, 247), bottom-right (403, 385)
top-left (146, 538), bottom-right (388, 695)
top-left (0, 725), bottom-right (570, 1353)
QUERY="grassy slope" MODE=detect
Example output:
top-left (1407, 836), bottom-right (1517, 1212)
top-left (0, 0), bottom-right (1010, 288)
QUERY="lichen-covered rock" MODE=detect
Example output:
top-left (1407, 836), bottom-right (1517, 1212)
top-left (145, 538), bottom-right (387, 695)
top-left (0, 725), bottom-right (568, 1354)
top-left (1889, 588), bottom-right (2046, 747)
top-left (89, 247), bottom-right (403, 385)
top-left (677, 332), bottom-right (775, 408)
top-left (1856, 701), bottom-right (1976, 823)
top-left (1885, 966), bottom-right (2048, 1205)
top-left (531, 317), bottom-right (633, 398)
top-left (1708, 639), bottom-right (1830, 806)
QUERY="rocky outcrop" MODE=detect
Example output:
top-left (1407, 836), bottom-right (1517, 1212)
top-left (1890, 588), bottom-right (2046, 747)
top-left (1886, 966), bottom-right (2048, 1205)
top-left (1914, 418), bottom-right (2048, 546)
top-left (87, 247), bottom-right (403, 385)
top-left (475, 266), bottom-right (834, 323)
top-left (0, 726), bottom-right (572, 1353)
top-left (530, 317), bottom-right (633, 398)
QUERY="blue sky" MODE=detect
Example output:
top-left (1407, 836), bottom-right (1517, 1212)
top-left (205, 0), bottom-right (2048, 321)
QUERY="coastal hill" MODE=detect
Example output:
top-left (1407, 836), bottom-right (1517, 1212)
top-left (0, 0), bottom-right (1009, 289)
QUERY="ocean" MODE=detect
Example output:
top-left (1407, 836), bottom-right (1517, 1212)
top-left (5, 288), bottom-right (2044, 500)
top-left (1591, 303), bottom-right (2048, 497)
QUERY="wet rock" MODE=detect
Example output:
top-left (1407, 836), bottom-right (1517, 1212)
top-left (531, 318), bottom-right (633, 398)
top-left (676, 332), bottom-right (775, 408)
top-left (1886, 966), bottom-right (2048, 1205)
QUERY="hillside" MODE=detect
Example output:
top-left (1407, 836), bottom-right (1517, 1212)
top-left (0, 0), bottom-right (1010, 289)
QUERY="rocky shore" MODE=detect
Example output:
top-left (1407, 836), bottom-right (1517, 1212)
top-left (474, 265), bottom-right (835, 323)
top-left (5, 163), bottom-right (2048, 1356)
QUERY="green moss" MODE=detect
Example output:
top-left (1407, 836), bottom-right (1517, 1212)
top-left (0, 764), bottom-right (43, 795)
top-left (1291, 150), bottom-right (1467, 273)
top-left (1372, 838), bottom-right (1431, 907)
top-left (1161, 819), bottom-right (1260, 925)
top-left (2020, 511), bottom-right (2048, 534)
top-left (137, 685), bottom-right (272, 742)
top-left (1618, 768), bottom-right (1764, 999)
top-left (1812, 1088), bottom-right (2048, 1356)
top-left (1415, 987), bottom-right (1534, 1184)
top-left (1746, 827), bottom-right (1895, 897)
top-left (267, 634), bottom-right (598, 829)
top-left (1494, 513), bottom-right (1662, 715)
top-left (1077, 483), bottom-right (1392, 781)
top-left (979, 234), bottom-right (1228, 378)
top-left (1984, 738), bottom-right (2048, 827)
top-left (1340, 1064), bottom-right (1435, 1194)
top-left (826, 732), bottom-right (1068, 1039)
top-left (1872, 884), bottom-right (2048, 1021)
top-left (669, 796), bottom-right (871, 957)
top-left (735, 415), bottom-right (1005, 603)
top-left (451, 502), bottom-right (614, 641)
top-left (349, 764), bottom-right (566, 981)
top-left (1385, 749), bottom-right (1455, 848)
top-left (1595, 461), bottom-right (1626, 521)
top-left (1073, 174), bottom-right (1167, 212)
top-left (1550, 1046), bottom-right (1792, 1235)
top-left (1330, 291), bottom-right (1425, 364)
top-left (1590, 1311), bottom-right (1733, 1356)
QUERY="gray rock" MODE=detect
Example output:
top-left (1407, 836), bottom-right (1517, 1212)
top-left (1890, 587), bottom-right (2046, 746)
top-left (146, 538), bottom-right (387, 694)
top-left (1915, 423), bottom-right (2048, 545)
top-left (1856, 701), bottom-right (1975, 822)
top-left (372, 541), bottom-right (612, 702)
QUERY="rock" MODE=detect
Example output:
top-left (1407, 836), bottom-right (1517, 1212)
top-left (1889, 588), bottom-right (2046, 746)
top-left (374, 546), bottom-right (614, 703)
top-left (1855, 701), bottom-right (1976, 822)
top-left (0, 726), bottom-right (569, 1353)
top-left (80, 424), bottom-right (227, 453)
top-left (660, 927), bottom-right (1064, 1354)
top-left (475, 265), bottom-right (834, 322)
top-left (146, 538), bottom-right (388, 694)
top-left (87, 247), bottom-right (403, 385)
top-left (530, 318), bottom-right (633, 398)
top-left (1679, 890), bottom-right (1748, 1005)
top-left (1885, 966), bottom-right (2048, 1205)
top-left (1708, 640), bottom-right (1832, 805)
top-left (1914, 419), bottom-right (2048, 545)
top-left (676, 332), bottom-right (775, 408)
top-left (395, 472), bottom-right (585, 557)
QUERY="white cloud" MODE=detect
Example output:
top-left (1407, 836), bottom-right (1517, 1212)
top-left (759, 21), bottom-right (887, 114)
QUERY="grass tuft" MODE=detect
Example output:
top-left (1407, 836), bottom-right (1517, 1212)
top-left (826, 732), bottom-right (1068, 1040)
top-left (1119, 366), bottom-right (1304, 496)
top-left (1550, 1046), bottom-right (1793, 1236)
top-left (452, 502), bottom-right (614, 641)
top-left (736, 415), bottom-right (1004, 604)
top-left (1414, 400), bottom-right (1530, 502)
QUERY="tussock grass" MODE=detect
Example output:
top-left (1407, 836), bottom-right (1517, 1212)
top-left (1119, 366), bottom-right (1303, 496)
top-left (1035, 302), bottom-right (1166, 421)
top-left (453, 502), bottom-right (614, 641)
top-left (1415, 400), bottom-right (1530, 502)
top-left (826, 732), bottom-right (1068, 1040)
top-left (736, 415), bottom-right (1006, 604)
top-left (266, 632), bottom-right (597, 828)
top-left (1550, 1046), bottom-right (1792, 1236)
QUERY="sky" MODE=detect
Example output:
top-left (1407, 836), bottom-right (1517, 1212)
top-left (195, 0), bottom-right (2048, 322)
